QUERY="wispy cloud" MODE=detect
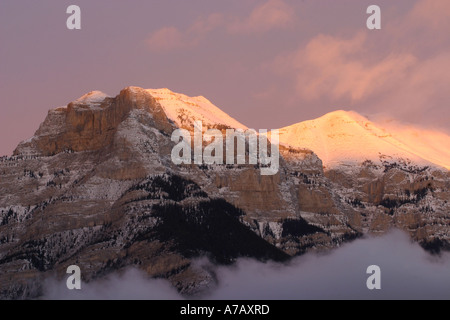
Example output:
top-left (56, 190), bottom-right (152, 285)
top-left (277, 31), bottom-right (417, 102)
top-left (43, 268), bottom-right (181, 300)
top-left (146, 26), bottom-right (188, 52)
top-left (228, 0), bottom-right (295, 34)
top-left (406, 0), bottom-right (450, 31)
top-left (146, 0), bottom-right (295, 52)
top-left (267, 0), bottom-right (450, 129)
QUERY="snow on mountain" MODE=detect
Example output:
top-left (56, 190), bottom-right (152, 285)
top-left (146, 88), bottom-right (247, 130)
top-left (3, 86), bottom-right (450, 300)
top-left (278, 110), bottom-right (450, 170)
top-left (372, 119), bottom-right (450, 171)
top-left (74, 91), bottom-right (110, 106)
top-left (21, 86), bottom-right (449, 172)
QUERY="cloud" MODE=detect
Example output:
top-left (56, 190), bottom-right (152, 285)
top-left (370, 52), bottom-right (450, 124)
top-left (42, 230), bottom-right (450, 300)
top-left (228, 0), bottom-right (295, 34)
top-left (189, 13), bottom-right (225, 36)
top-left (146, 0), bottom-right (295, 51)
top-left (146, 13), bottom-right (224, 52)
top-left (206, 230), bottom-right (450, 300)
top-left (407, 0), bottom-right (450, 31)
top-left (284, 32), bottom-right (417, 102)
top-left (43, 268), bottom-right (181, 300)
top-left (146, 26), bottom-right (187, 52)
top-left (267, 0), bottom-right (450, 130)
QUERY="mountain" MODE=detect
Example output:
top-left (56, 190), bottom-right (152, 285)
top-left (0, 87), bottom-right (449, 299)
top-left (278, 110), bottom-right (450, 171)
top-left (146, 88), bottom-right (247, 130)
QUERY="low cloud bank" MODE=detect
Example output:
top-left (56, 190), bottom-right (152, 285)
top-left (43, 268), bottom-right (181, 300)
top-left (43, 230), bottom-right (450, 300)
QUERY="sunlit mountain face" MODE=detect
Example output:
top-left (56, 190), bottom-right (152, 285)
top-left (278, 110), bottom-right (450, 171)
top-left (0, 87), bottom-right (449, 299)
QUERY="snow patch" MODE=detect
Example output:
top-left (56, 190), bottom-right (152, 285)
top-left (146, 88), bottom-right (247, 130)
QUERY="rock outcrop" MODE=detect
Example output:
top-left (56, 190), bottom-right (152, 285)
top-left (1, 87), bottom-right (449, 299)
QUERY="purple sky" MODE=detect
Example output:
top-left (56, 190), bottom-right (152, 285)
top-left (1, 0), bottom-right (449, 156)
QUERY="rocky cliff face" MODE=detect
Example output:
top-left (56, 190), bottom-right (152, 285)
top-left (14, 88), bottom-right (173, 157)
top-left (0, 87), bottom-right (449, 299)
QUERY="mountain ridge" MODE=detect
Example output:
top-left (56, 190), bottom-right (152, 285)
top-left (14, 87), bottom-right (450, 172)
top-left (278, 109), bottom-right (450, 171)
top-left (1, 86), bottom-right (449, 299)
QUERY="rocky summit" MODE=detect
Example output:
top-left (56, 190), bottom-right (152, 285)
top-left (1, 86), bottom-right (449, 299)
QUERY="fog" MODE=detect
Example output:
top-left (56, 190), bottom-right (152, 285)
top-left (43, 230), bottom-right (450, 300)
top-left (43, 268), bottom-right (181, 300)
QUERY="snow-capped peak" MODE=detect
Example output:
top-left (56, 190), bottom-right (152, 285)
top-left (74, 91), bottom-right (110, 106)
top-left (278, 110), bottom-right (450, 170)
top-left (146, 88), bottom-right (247, 130)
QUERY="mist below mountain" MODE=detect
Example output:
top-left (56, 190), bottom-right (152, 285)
top-left (43, 230), bottom-right (450, 300)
